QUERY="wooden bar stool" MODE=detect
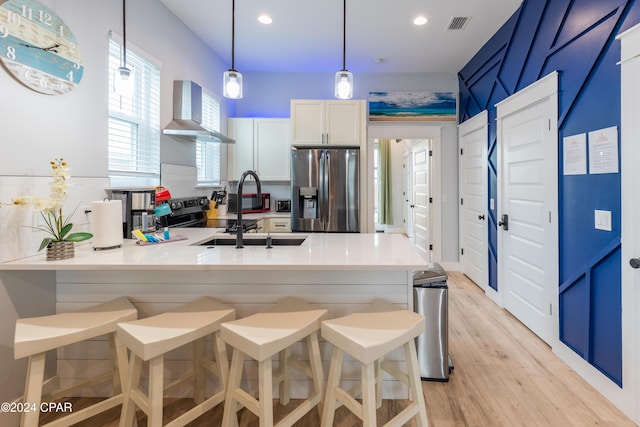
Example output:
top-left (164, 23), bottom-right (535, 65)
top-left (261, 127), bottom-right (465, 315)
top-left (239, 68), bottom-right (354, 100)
top-left (220, 297), bottom-right (327, 427)
top-left (320, 300), bottom-right (429, 427)
top-left (117, 296), bottom-right (235, 427)
top-left (13, 296), bottom-right (138, 427)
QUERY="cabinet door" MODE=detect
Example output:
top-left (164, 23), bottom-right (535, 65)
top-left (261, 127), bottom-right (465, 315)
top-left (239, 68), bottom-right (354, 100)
top-left (227, 118), bottom-right (255, 180)
top-left (269, 217), bottom-right (291, 233)
top-left (291, 100), bottom-right (325, 145)
top-left (254, 119), bottom-right (291, 181)
top-left (325, 100), bottom-right (362, 145)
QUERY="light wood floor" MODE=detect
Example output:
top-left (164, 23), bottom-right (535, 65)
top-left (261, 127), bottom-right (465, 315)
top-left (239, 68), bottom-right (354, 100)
top-left (41, 272), bottom-right (634, 426)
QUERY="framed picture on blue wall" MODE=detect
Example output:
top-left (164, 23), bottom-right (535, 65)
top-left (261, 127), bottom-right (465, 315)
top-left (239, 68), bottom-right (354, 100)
top-left (368, 91), bottom-right (457, 122)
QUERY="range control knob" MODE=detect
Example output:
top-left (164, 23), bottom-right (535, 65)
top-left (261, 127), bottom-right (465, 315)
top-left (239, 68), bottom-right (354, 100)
top-left (170, 202), bottom-right (177, 210)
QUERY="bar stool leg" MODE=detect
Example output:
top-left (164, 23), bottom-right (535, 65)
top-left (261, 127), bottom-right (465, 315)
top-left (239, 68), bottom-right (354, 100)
top-left (20, 352), bottom-right (46, 427)
top-left (279, 347), bottom-right (291, 406)
top-left (213, 330), bottom-right (230, 393)
top-left (320, 347), bottom-right (344, 427)
top-left (258, 357), bottom-right (274, 427)
top-left (193, 338), bottom-right (205, 404)
top-left (222, 349), bottom-right (243, 427)
top-left (307, 331), bottom-right (324, 417)
top-left (119, 354), bottom-right (142, 427)
top-left (147, 356), bottom-right (164, 427)
top-left (361, 362), bottom-right (377, 427)
top-left (405, 341), bottom-right (429, 426)
top-left (375, 358), bottom-right (383, 409)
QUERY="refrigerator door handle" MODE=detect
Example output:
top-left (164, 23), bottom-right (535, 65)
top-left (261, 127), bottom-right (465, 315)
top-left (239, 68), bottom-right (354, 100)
top-left (323, 150), bottom-right (330, 229)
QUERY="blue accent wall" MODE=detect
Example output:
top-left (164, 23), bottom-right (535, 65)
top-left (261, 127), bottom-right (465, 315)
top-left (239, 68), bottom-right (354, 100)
top-left (459, 0), bottom-right (639, 385)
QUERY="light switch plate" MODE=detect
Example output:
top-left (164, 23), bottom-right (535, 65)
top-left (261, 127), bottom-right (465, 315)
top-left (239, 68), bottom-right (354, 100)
top-left (595, 210), bottom-right (612, 231)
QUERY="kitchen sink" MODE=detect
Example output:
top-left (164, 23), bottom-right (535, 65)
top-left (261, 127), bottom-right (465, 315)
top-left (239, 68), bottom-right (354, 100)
top-left (198, 236), bottom-right (307, 247)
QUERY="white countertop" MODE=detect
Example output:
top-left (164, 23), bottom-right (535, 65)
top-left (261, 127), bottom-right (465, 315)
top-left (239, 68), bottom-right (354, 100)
top-left (0, 229), bottom-right (427, 271)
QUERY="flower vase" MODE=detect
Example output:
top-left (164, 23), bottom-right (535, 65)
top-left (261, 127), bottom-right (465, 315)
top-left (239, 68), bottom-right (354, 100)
top-left (46, 241), bottom-right (74, 261)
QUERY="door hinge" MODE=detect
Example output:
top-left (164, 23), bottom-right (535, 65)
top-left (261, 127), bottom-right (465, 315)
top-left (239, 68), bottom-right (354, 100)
top-left (429, 150), bottom-right (433, 157)
top-left (429, 244), bottom-right (433, 250)
top-left (549, 303), bottom-right (552, 316)
top-left (548, 119), bottom-right (551, 131)
top-left (461, 248), bottom-right (464, 255)
top-left (429, 197), bottom-right (433, 203)
top-left (460, 198), bottom-right (464, 205)
top-left (549, 211), bottom-right (552, 223)
top-left (460, 148), bottom-right (464, 155)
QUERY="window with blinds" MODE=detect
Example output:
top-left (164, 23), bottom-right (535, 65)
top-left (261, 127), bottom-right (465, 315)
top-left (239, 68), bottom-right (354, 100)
top-left (197, 91), bottom-right (222, 185)
top-left (108, 37), bottom-right (161, 186)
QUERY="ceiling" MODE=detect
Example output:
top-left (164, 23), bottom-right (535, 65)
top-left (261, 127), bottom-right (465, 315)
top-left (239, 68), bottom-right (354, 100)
top-left (159, 0), bottom-right (523, 74)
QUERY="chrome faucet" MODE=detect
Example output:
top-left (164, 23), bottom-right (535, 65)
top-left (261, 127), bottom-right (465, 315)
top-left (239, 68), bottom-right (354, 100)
top-left (236, 170), bottom-right (261, 248)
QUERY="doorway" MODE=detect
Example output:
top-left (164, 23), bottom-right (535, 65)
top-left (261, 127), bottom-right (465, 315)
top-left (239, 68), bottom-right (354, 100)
top-left (496, 72), bottom-right (559, 346)
top-left (367, 126), bottom-right (442, 262)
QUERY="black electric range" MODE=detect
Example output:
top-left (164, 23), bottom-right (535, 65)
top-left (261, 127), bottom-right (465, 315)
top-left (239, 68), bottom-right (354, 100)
top-left (162, 196), bottom-right (210, 228)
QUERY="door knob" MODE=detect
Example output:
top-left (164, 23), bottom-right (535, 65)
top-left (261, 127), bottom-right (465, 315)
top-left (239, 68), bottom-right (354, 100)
top-left (478, 214), bottom-right (485, 220)
top-left (498, 214), bottom-right (509, 231)
top-left (630, 258), bottom-right (640, 269)
top-left (410, 204), bottom-right (415, 208)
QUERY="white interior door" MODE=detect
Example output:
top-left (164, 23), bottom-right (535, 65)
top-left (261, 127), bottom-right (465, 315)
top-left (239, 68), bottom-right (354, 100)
top-left (412, 141), bottom-right (430, 260)
top-left (497, 72), bottom-right (558, 346)
top-left (619, 24), bottom-right (640, 424)
top-left (459, 111), bottom-right (489, 291)
top-left (403, 151), bottom-right (413, 238)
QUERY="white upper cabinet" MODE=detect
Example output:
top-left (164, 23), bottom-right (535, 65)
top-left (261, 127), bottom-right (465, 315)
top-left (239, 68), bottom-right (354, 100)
top-left (291, 99), bottom-right (364, 146)
top-left (227, 118), bottom-right (291, 181)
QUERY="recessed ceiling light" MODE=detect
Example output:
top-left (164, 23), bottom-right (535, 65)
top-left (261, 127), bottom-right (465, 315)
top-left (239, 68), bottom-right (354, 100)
top-left (413, 16), bottom-right (428, 26)
top-left (258, 15), bottom-right (272, 24)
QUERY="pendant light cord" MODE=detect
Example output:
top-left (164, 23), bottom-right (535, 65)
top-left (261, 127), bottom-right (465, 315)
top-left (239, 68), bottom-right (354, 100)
top-left (342, 0), bottom-right (346, 71)
top-left (122, 0), bottom-right (127, 68)
top-left (231, 0), bottom-right (236, 71)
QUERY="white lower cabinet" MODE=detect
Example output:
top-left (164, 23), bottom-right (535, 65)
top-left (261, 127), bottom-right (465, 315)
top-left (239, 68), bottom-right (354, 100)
top-left (227, 118), bottom-right (291, 181)
top-left (266, 217), bottom-right (291, 233)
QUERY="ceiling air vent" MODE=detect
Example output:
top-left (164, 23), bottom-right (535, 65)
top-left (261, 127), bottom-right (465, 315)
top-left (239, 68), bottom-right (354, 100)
top-left (447, 16), bottom-right (469, 31)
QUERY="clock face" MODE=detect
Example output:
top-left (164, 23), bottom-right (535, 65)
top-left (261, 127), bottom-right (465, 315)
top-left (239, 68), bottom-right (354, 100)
top-left (0, 0), bottom-right (84, 95)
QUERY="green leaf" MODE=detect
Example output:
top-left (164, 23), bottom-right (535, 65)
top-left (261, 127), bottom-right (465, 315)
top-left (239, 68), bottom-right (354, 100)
top-left (65, 232), bottom-right (93, 242)
top-left (38, 237), bottom-right (54, 252)
top-left (59, 223), bottom-right (73, 240)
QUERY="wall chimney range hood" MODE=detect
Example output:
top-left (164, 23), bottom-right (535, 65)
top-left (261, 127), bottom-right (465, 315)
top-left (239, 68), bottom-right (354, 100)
top-left (162, 80), bottom-right (235, 144)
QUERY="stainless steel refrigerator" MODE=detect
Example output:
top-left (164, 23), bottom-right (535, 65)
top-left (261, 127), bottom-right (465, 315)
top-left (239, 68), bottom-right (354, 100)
top-left (291, 146), bottom-right (360, 232)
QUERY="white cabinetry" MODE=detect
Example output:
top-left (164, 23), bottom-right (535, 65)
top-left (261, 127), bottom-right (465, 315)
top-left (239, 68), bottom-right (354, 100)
top-left (266, 217), bottom-right (291, 233)
top-left (291, 100), bottom-right (364, 146)
top-left (227, 118), bottom-right (291, 181)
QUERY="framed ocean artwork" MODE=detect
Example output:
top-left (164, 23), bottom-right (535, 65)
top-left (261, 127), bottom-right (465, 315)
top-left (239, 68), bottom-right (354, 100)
top-left (368, 91), bottom-right (457, 122)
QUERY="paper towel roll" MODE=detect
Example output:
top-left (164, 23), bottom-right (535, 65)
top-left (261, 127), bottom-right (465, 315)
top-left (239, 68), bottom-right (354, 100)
top-left (91, 200), bottom-right (124, 249)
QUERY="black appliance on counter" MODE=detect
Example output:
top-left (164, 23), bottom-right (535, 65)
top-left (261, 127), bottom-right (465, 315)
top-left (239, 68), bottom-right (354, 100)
top-left (227, 193), bottom-right (271, 214)
top-left (163, 196), bottom-right (210, 229)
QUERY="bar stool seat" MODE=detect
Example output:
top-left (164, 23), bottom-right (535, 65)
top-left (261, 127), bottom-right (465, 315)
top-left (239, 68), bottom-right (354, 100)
top-left (220, 297), bottom-right (328, 427)
top-left (117, 296), bottom-right (235, 427)
top-left (14, 296), bottom-right (138, 427)
top-left (320, 300), bottom-right (429, 427)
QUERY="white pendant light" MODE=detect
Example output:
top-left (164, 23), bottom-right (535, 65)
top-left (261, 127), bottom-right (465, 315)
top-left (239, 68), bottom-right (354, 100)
top-left (335, 0), bottom-right (353, 99)
top-left (224, 0), bottom-right (243, 99)
top-left (114, 0), bottom-right (134, 97)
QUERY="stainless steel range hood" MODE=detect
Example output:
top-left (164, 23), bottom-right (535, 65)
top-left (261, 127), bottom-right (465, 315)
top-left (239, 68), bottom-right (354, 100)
top-left (162, 80), bottom-right (235, 144)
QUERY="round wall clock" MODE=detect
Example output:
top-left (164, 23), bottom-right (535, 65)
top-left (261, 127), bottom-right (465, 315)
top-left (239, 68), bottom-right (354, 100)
top-left (0, 0), bottom-right (84, 95)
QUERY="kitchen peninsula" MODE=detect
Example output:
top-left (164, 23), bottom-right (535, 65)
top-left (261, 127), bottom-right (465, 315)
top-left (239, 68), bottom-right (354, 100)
top-left (0, 229), bottom-right (426, 399)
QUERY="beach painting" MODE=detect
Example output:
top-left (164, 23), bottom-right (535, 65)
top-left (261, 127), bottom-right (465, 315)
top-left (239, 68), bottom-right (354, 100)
top-left (368, 91), bottom-right (457, 122)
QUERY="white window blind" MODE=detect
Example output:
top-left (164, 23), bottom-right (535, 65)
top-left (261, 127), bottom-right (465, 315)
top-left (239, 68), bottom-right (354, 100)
top-left (108, 37), bottom-right (161, 186)
top-left (197, 91), bottom-right (222, 185)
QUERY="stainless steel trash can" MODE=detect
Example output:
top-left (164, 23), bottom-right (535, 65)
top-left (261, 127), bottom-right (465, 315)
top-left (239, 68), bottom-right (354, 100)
top-left (413, 263), bottom-right (453, 381)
